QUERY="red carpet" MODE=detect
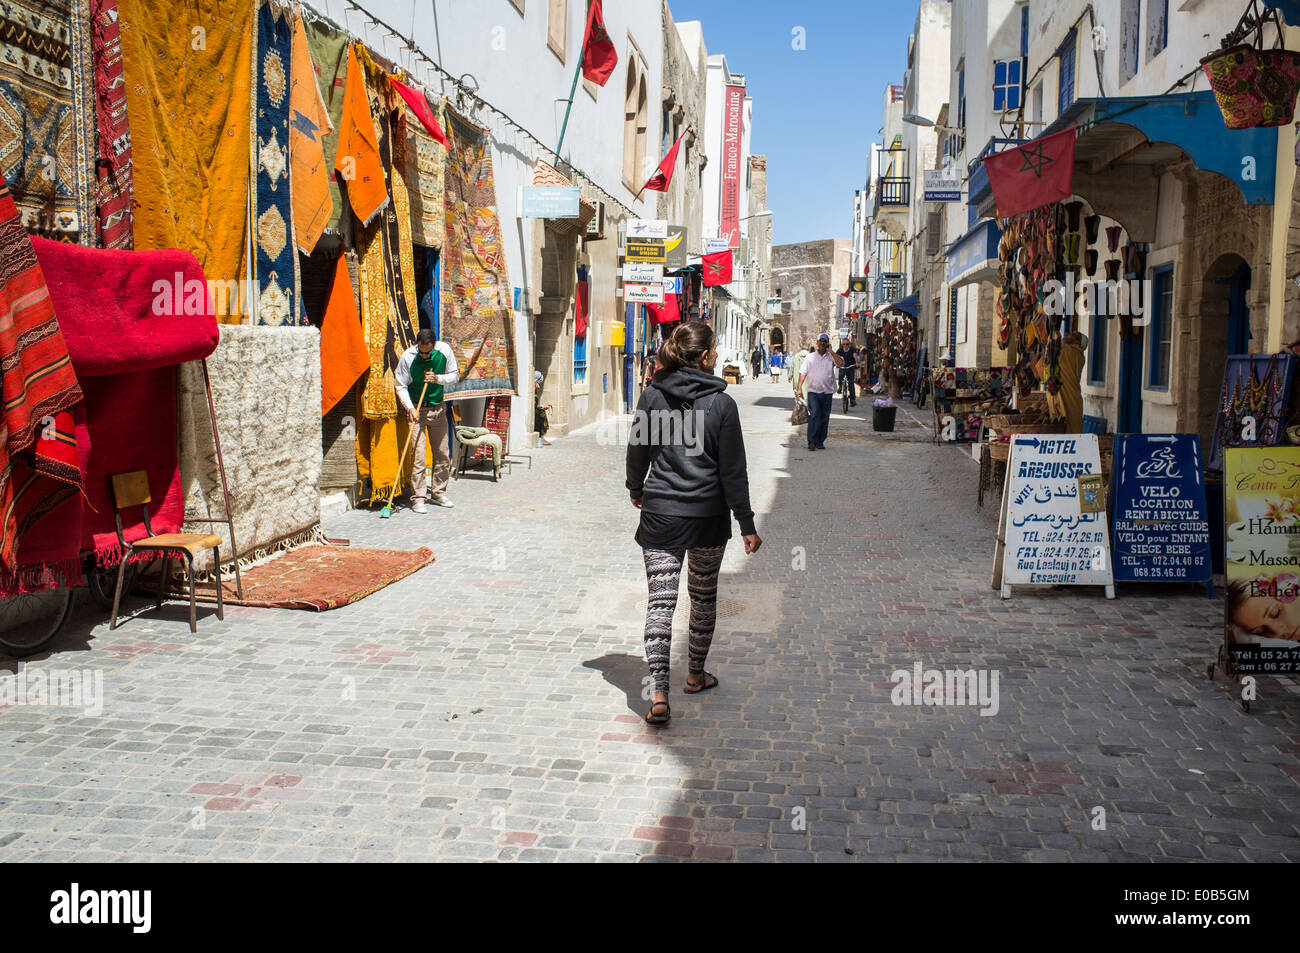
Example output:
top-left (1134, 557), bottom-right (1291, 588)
top-left (170, 544), bottom-right (435, 611)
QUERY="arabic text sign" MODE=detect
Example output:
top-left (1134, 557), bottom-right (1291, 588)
top-left (623, 262), bottom-right (662, 282)
top-left (1002, 434), bottom-right (1115, 588)
top-left (1112, 434), bottom-right (1211, 583)
top-left (1223, 446), bottom-right (1300, 672)
top-left (520, 186), bottom-right (580, 218)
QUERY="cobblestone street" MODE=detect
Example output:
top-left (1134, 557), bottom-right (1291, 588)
top-left (2, 382), bottom-right (1298, 863)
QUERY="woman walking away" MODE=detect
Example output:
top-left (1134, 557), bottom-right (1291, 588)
top-left (626, 321), bottom-right (763, 726)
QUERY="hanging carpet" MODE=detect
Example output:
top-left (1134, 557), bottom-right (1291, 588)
top-left (251, 0), bottom-right (301, 325)
top-left (22, 237), bottom-right (219, 574)
top-left (0, 178), bottom-right (83, 595)
top-left (117, 0), bottom-right (252, 321)
top-left (441, 105), bottom-right (518, 399)
top-left (179, 324), bottom-right (323, 574)
top-left (89, 0), bottom-right (132, 249)
top-left (302, 13), bottom-right (349, 235)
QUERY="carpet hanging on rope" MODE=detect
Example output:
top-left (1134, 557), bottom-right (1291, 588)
top-left (441, 105), bottom-right (518, 399)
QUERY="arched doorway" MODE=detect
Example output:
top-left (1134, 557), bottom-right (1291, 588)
top-left (1193, 254), bottom-right (1251, 448)
top-left (770, 326), bottom-right (784, 350)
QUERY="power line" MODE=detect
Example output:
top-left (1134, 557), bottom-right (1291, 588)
top-left (300, 0), bottom-right (638, 218)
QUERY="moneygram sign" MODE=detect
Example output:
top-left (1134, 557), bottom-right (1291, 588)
top-left (720, 83), bottom-right (745, 249)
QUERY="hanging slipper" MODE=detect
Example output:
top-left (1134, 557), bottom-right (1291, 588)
top-left (1064, 200), bottom-right (1084, 232)
top-left (1085, 249), bottom-right (1099, 277)
top-left (1084, 214), bottom-right (1100, 246)
top-left (1106, 225), bottom-right (1122, 253)
top-left (1105, 258), bottom-right (1121, 282)
top-left (1064, 232), bottom-right (1080, 265)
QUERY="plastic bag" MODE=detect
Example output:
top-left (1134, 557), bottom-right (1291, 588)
top-left (791, 399), bottom-right (809, 426)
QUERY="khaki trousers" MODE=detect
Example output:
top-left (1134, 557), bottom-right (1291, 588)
top-left (410, 403), bottom-right (451, 500)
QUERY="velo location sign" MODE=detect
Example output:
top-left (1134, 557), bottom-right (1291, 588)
top-left (993, 434), bottom-right (1115, 599)
top-left (1111, 434), bottom-right (1212, 589)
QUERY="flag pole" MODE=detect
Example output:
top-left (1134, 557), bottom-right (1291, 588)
top-left (556, 58), bottom-right (583, 155)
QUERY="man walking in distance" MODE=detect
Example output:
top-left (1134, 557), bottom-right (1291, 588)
top-left (798, 333), bottom-right (843, 451)
top-left (395, 329), bottom-right (485, 513)
top-left (835, 334), bottom-right (858, 408)
top-left (750, 344), bottom-right (764, 383)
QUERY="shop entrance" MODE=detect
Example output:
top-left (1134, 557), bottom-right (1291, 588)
top-left (1195, 254), bottom-right (1252, 448)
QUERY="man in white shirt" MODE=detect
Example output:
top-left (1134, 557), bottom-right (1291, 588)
top-left (394, 329), bottom-right (484, 513)
top-left (797, 333), bottom-right (843, 451)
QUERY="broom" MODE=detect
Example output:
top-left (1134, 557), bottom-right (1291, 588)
top-left (379, 376), bottom-right (431, 519)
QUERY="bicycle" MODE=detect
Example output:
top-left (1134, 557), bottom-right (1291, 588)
top-left (0, 555), bottom-right (138, 657)
top-left (838, 366), bottom-right (858, 414)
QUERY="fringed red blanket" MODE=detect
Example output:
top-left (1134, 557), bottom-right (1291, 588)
top-left (22, 239), bottom-right (217, 568)
top-left (0, 176), bottom-right (84, 594)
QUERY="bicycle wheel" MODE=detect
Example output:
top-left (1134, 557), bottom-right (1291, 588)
top-left (87, 563), bottom-right (137, 610)
top-left (0, 587), bottom-right (74, 656)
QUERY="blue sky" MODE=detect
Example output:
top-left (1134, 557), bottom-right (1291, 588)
top-left (669, 0), bottom-right (922, 246)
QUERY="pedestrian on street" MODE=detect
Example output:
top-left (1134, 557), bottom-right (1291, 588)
top-left (750, 344), bottom-right (763, 382)
top-left (533, 370), bottom-right (552, 446)
top-left (791, 342), bottom-right (811, 401)
top-left (836, 335), bottom-right (858, 408)
top-left (626, 320), bottom-right (762, 726)
top-left (395, 329), bottom-right (484, 513)
top-left (798, 332), bottom-right (843, 451)
top-left (769, 346), bottom-right (783, 382)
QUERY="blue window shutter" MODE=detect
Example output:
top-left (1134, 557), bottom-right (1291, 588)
top-left (949, 287), bottom-right (959, 356)
top-left (1020, 4), bottom-right (1029, 58)
top-left (1058, 30), bottom-right (1076, 114)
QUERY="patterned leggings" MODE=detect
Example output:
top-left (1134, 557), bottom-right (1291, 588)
top-left (641, 545), bottom-right (726, 693)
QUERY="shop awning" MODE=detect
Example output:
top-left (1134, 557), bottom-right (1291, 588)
top-left (1045, 91), bottom-right (1278, 206)
top-left (877, 293), bottom-right (919, 319)
top-left (945, 218), bottom-right (1002, 286)
top-left (1265, 0), bottom-right (1300, 25)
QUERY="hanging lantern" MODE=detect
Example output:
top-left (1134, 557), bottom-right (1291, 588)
top-left (1201, 0), bottom-right (1300, 129)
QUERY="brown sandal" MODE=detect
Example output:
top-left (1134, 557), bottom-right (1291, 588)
top-left (684, 672), bottom-right (719, 694)
top-left (645, 701), bottom-right (671, 725)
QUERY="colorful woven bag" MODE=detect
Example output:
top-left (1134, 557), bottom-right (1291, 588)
top-left (1201, 1), bottom-right (1300, 129)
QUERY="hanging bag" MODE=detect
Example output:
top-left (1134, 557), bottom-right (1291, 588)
top-left (1201, 0), bottom-right (1300, 129)
top-left (790, 398), bottom-right (809, 426)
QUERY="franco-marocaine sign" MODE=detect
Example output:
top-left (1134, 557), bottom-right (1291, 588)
top-left (719, 82), bottom-right (745, 249)
top-left (993, 434), bottom-right (1115, 599)
top-left (1223, 447), bottom-right (1300, 674)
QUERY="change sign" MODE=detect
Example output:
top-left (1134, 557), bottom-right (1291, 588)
top-left (1112, 435), bottom-right (1211, 585)
top-left (994, 434), bottom-right (1115, 598)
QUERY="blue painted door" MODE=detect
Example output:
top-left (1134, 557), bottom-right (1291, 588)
top-left (1118, 334), bottom-right (1143, 433)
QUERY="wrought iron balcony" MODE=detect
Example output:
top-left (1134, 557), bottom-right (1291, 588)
top-left (878, 176), bottom-right (910, 207)
top-left (875, 273), bottom-right (906, 303)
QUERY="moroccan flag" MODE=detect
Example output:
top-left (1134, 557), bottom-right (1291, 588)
top-left (642, 131), bottom-right (686, 192)
top-left (702, 250), bottom-right (732, 287)
top-left (290, 15), bottom-right (334, 254)
top-left (982, 128), bottom-right (1076, 219)
top-left (389, 75), bottom-right (449, 147)
top-left (581, 0), bottom-right (617, 86)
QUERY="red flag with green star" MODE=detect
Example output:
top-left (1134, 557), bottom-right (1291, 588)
top-left (581, 0), bottom-right (618, 86)
top-left (981, 128), bottom-right (1076, 219)
top-left (702, 250), bottom-right (732, 286)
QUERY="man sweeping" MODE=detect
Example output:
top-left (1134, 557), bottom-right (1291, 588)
top-left (395, 329), bottom-right (485, 513)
